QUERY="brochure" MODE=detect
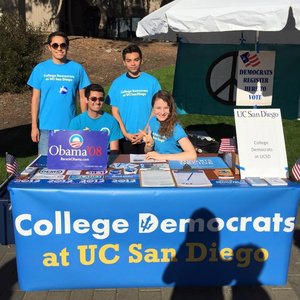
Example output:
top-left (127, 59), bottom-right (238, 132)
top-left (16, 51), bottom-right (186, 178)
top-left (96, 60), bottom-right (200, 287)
top-left (245, 177), bottom-right (268, 186)
top-left (130, 154), bottom-right (167, 163)
top-left (28, 155), bottom-right (47, 168)
top-left (31, 168), bottom-right (67, 180)
top-left (105, 173), bottom-right (139, 185)
top-left (139, 163), bottom-right (170, 171)
top-left (169, 156), bottom-right (228, 170)
top-left (109, 163), bottom-right (138, 169)
top-left (213, 168), bottom-right (235, 179)
top-left (19, 167), bottom-right (38, 179)
top-left (105, 174), bottom-right (139, 180)
top-left (68, 175), bottom-right (104, 181)
top-left (263, 177), bottom-right (288, 186)
top-left (211, 179), bottom-right (249, 187)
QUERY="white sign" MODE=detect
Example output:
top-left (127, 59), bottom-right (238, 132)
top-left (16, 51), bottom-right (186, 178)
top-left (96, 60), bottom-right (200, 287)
top-left (234, 109), bottom-right (288, 179)
top-left (236, 51), bottom-right (275, 106)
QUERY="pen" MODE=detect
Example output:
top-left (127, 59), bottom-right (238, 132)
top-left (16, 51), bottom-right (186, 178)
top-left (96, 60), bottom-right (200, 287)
top-left (187, 172), bottom-right (193, 181)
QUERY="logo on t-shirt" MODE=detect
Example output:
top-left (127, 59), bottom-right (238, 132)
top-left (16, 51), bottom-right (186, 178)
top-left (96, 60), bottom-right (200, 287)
top-left (69, 134), bottom-right (83, 148)
top-left (152, 132), bottom-right (166, 143)
top-left (100, 127), bottom-right (111, 136)
top-left (59, 86), bottom-right (68, 94)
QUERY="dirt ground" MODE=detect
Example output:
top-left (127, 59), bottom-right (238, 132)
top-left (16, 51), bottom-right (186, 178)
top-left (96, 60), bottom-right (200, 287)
top-left (0, 37), bottom-right (177, 130)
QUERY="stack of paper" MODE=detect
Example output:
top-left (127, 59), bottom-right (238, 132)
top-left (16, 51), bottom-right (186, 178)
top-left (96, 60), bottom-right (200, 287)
top-left (140, 170), bottom-right (175, 187)
top-left (172, 170), bottom-right (212, 187)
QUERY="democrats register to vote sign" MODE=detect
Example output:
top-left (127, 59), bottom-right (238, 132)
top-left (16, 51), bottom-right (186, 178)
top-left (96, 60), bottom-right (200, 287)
top-left (234, 108), bottom-right (288, 179)
top-left (236, 51), bottom-right (275, 106)
top-left (47, 130), bottom-right (108, 170)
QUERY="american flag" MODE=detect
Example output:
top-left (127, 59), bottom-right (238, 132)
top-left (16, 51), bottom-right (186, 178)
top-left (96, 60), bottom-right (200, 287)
top-left (219, 138), bottom-right (236, 153)
top-left (240, 52), bottom-right (261, 67)
top-left (291, 158), bottom-right (300, 181)
top-left (6, 153), bottom-right (18, 176)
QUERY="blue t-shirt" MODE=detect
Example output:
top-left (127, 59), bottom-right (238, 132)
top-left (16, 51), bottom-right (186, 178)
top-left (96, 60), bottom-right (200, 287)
top-left (69, 111), bottom-right (123, 147)
top-left (108, 72), bottom-right (161, 134)
top-left (149, 117), bottom-right (187, 154)
top-left (27, 59), bottom-right (91, 130)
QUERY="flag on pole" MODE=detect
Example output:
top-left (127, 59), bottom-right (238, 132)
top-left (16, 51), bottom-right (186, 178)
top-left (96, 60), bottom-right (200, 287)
top-left (219, 138), bottom-right (237, 153)
top-left (5, 153), bottom-right (18, 176)
top-left (291, 158), bottom-right (300, 181)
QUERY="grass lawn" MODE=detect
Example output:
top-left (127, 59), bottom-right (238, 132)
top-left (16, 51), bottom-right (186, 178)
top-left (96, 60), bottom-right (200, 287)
top-left (0, 65), bottom-right (299, 183)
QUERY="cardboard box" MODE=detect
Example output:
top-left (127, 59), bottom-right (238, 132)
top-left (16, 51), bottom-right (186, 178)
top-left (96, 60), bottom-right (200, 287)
top-left (223, 152), bottom-right (240, 175)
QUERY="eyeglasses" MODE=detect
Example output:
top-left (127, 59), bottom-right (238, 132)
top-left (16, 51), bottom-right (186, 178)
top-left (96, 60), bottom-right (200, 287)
top-left (89, 97), bottom-right (104, 102)
top-left (50, 43), bottom-right (68, 50)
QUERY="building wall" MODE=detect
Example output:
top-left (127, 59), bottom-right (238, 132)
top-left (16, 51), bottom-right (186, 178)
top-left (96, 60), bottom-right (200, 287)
top-left (0, 0), bottom-right (59, 31)
top-left (0, 0), bottom-right (165, 34)
top-left (25, 0), bottom-right (61, 32)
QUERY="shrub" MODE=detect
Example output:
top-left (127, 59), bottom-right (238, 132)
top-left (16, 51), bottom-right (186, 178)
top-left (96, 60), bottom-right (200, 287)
top-left (0, 12), bottom-right (45, 93)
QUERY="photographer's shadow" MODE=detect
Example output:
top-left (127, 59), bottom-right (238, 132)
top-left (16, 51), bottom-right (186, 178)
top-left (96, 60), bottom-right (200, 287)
top-left (230, 244), bottom-right (271, 300)
top-left (163, 208), bottom-right (228, 299)
top-left (163, 208), bottom-right (270, 299)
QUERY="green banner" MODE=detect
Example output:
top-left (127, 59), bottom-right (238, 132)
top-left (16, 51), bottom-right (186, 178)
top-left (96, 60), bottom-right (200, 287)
top-left (173, 43), bottom-right (300, 119)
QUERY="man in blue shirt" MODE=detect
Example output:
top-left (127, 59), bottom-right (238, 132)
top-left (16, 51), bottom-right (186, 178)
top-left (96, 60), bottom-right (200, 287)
top-left (27, 31), bottom-right (91, 155)
top-left (107, 44), bottom-right (161, 154)
top-left (69, 84), bottom-right (122, 153)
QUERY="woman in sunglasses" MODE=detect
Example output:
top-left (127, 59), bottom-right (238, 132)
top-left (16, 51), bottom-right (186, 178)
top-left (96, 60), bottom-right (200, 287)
top-left (27, 31), bottom-right (91, 155)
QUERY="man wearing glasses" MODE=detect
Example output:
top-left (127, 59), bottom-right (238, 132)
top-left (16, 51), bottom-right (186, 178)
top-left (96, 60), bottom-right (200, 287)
top-left (27, 31), bottom-right (91, 155)
top-left (69, 83), bottom-right (122, 153)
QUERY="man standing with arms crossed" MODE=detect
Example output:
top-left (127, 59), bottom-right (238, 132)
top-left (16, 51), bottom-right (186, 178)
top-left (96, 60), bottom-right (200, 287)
top-left (28, 31), bottom-right (91, 155)
top-left (107, 44), bottom-right (161, 154)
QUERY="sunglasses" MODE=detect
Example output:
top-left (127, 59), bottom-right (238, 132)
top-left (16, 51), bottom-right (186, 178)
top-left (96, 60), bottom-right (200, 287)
top-left (50, 43), bottom-right (68, 50)
top-left (89, 97), bottom-right (104, 102)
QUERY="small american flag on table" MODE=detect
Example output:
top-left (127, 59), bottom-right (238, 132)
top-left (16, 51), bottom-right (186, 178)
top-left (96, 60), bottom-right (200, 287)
top-left (6, 152), bottom-right (18, 176)
top-left (291, 158), bottom-right (300, 181)
top-left (219, 138), bottom-right (236, 153)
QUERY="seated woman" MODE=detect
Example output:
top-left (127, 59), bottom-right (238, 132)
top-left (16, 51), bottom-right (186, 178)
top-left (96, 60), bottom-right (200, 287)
top-left (141, 90), bottom-right (197, 161)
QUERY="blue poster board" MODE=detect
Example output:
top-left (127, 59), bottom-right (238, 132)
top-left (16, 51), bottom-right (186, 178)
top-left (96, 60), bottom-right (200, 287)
top-left (47, 130), bottom-right (108, 171)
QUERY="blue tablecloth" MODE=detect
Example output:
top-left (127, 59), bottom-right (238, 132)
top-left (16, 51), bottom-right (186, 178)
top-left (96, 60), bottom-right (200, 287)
top-left (8, 180), bottom-right (300, 290)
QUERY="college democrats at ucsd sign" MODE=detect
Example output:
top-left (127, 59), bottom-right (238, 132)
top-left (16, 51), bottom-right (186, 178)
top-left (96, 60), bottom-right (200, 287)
top-left (9, 183), bottom-right (300, 290)
top-left (47, 130), bottom-right (108, 170)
